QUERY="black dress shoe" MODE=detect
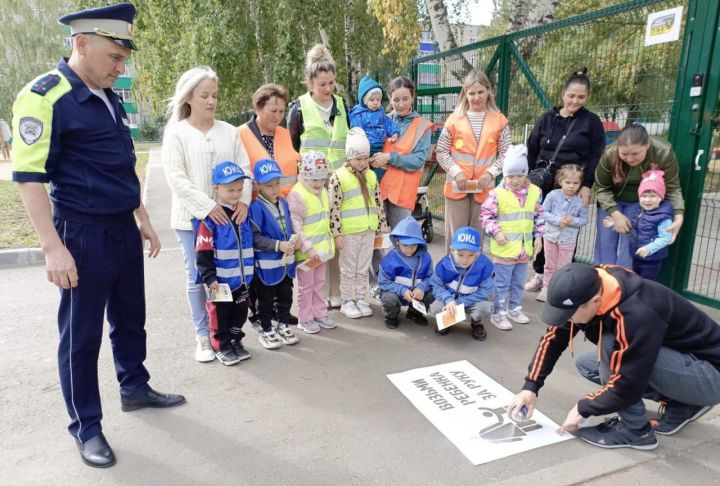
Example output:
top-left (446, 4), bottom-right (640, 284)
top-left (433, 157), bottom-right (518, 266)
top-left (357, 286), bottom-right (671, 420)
top-left (76, 432), bottom-right (116, 468)
top-left (121, 387), bottom-right (187, 412)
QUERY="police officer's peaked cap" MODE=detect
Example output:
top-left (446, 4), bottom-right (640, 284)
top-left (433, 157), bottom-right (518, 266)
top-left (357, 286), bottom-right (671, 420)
top-left (59, 3), bottom-right (137, 50)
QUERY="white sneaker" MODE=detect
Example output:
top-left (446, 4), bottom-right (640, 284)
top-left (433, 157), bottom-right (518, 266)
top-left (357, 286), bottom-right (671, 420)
top-left (298, 320), bottom-right (321, 334)
top-left (536, 287), bottom-right (548, 302)
top-left (490, 313), bottom-right (513, 331)
top-left (314, 315), bottom-right (337, 329)
top-left (275, 323), bottom-right (299, 345)
top-left (355, 299), bottom-right (373, 317)
top-left (508, 306), bottom-right (530, 324)
top-left (524, 274), bottom-right (543, 292)
top-left (328, 296), bottom-right (343, 308)
top-left (340, 300), bottom-right (362, 319)
top-left (195, 336), bottom-right (215, 362)
top-left (258, 330), bottom-right (283, 349)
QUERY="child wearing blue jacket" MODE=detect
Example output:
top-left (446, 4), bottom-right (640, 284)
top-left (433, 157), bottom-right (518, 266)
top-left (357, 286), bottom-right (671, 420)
top-left (194, 162), bottom-right (255, 366)
top-left (349, 76), bottom-right (399, 180)
top-left (430, 227), bottom-right (495, 341)
top-left (249, 159), bottom-right (301, 350)
top-left (378, 216), bottom-right (434, 329)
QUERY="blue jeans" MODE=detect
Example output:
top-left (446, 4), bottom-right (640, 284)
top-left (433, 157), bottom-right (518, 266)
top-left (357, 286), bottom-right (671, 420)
top-left (493, 262), bottom-right (528, 313)
top-left (594, 202), bottom-right (633, 268)
top-left (575, 331), bottom-right (720, 429)
top-left (176, 229), bottom-right (209, 337)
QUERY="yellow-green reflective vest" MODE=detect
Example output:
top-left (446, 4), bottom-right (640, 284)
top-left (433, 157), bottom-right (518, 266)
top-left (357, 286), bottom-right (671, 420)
top-left (299, 93), bottom-right (348, 171)
top-left (290, 182), bottom-right (335, 262)
top-left (490, 184), bottom-right (541, 259)
top-left (337, 166), bottom-right (379, 235)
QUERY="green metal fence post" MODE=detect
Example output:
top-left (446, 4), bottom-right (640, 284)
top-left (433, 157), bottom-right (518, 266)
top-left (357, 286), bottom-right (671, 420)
top-left (665, 0), bottom-right (720, 302)
top-left (496, 38), bottom-right (511, 113)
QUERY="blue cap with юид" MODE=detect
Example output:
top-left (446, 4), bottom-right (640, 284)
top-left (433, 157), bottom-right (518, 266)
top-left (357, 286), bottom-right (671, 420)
top-left (253, 158), bottom-right (283, 184)
top-left (450, 226), bottom-right (481, 252)
top-left (213, 161), bottom-right (250, 185)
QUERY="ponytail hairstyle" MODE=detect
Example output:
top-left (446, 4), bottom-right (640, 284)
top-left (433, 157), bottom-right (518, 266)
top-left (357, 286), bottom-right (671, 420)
top-left (564, 67), bottom-right (591, 92)
top-left (453, 69), bottom-right (498, 117)
top-left (611, 124), bottom-right (650, 183)
top-left (304, 44), bottom-right (336, 86)
top-left (166, 66), bottom-right (218, 123)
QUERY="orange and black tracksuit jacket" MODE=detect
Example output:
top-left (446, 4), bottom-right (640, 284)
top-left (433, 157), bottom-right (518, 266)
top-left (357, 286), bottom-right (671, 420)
top-left (522, 265), bottom-right (720, 418)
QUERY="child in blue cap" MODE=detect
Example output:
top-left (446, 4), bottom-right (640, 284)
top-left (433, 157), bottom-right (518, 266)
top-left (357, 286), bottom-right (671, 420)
top-left (429, 226), bottom-right (495, 341)
top-left (378, 216), bottom-right (434, 329)
top-left (249, 158), bottom-right (301, 349)
top-left (194, 162), bottom-right (255, 365)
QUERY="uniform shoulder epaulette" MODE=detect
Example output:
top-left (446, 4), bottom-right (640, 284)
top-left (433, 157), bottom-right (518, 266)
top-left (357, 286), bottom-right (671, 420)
top-left (31, 74), bottom-right (61, 96)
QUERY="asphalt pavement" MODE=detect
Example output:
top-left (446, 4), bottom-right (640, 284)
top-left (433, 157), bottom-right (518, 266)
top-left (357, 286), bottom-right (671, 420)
top-left (1, 149), bottom-right (719, 485)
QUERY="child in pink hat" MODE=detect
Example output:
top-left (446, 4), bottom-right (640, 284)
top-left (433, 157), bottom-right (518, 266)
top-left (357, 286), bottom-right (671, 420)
top-left (627, 169), bottom-right (674, 280)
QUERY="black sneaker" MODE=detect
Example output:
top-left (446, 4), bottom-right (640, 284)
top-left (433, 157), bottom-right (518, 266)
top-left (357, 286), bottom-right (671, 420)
top-left (651, 401), bottom-right (713, 436)
top-left (216, 347), bottom-right (241, 366)
top-left (385, 317), bottom-right (399, 329)
top-left (577, 417), bottom-right (658, 450)
top-left (230, 340), bottom-right (251, 361)
top-left (406, 308), bottom-right (428, 326)
top-left (435, 327), bottom-right (451, 336)
top-left (471, 321), bottom-right (487, 341)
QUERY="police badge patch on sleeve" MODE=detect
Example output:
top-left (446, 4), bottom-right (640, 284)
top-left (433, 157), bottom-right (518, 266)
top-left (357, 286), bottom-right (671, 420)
top-left (19, 117), bottom-right (43, 145)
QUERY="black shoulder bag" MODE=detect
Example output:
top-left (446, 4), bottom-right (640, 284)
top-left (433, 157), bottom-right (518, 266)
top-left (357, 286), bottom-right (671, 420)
top-left (528, 118), bottom-right (577, 193)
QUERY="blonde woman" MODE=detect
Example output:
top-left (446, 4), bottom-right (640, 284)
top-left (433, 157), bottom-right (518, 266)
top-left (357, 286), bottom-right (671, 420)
top-left (162, 66), bottom-right (252, 362)
top-left (288, 44), bottom-right (349, 308)
top-left (435, 70), bottom-right (510, 251)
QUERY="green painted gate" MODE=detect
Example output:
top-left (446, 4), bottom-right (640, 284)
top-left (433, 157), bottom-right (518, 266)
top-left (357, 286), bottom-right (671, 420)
top-left (412, 0), bottom-right (720, 307)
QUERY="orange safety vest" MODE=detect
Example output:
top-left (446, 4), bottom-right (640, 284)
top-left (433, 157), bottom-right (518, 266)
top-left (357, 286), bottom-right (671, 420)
top-left (238, 123), bottom-right (300, 198)
top-left (442, 111), bottom-right (508, 203)
top-left (379, 117), bottom-right (433, 210)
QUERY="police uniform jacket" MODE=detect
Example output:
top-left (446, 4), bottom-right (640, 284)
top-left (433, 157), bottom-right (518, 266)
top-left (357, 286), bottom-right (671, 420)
top-left (12, 59), bottom-right (138, 220)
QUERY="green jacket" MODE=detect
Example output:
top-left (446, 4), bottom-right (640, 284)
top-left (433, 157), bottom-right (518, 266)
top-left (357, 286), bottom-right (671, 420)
top-left (593, 136), bottom-right (684, 215)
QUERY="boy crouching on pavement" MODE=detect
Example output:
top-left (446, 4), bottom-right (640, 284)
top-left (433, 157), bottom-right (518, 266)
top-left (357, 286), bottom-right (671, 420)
top-left (429, 227), bottom-right (495, 341)
top-left (378, 216), bottom-right (434, 329)
top-left (194, 162), bottom-right (255, 365)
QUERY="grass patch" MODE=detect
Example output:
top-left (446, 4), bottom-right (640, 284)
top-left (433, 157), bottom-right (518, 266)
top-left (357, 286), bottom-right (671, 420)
top-left (0, 181), bottom-right (38, 249)
top-left (134, 141), bottom-right (161, 152)
top-left (0, 155), bottom-right (151, 249)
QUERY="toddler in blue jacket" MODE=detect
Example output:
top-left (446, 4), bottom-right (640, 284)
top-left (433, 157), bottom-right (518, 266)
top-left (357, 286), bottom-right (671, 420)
top-left (430, 227), bottom-right (495, 341)
top-left (378, 216), bottom-right (434, 329)
top-left (349, 76), bottom-right (399, 180)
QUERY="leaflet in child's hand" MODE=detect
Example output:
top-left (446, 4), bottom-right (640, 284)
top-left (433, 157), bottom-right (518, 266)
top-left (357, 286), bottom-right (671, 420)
top-left (411, 299), bottom-right (427, 316)
top-left (374, 234), bottom-right (392, 249)
top-left (204, 283), bottom-right (233, 302)
top-left (435, 303), bottom-right (466, 330)
top-left (280, 234), bottom-right (299, 265)
top-left (297, 249), bottom-right (332, 272)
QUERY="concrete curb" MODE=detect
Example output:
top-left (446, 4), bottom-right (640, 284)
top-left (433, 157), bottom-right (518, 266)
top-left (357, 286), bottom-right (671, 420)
top-left (0, 247), bottom-right (44, 268)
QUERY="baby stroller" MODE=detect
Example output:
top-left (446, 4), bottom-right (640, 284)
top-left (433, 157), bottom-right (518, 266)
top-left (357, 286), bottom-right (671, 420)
top-left (413, 186), bottom-right (433, 243)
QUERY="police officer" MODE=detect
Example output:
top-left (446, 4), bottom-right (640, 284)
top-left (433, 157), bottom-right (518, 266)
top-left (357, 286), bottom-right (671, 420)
top-left (11, 3), bottom-right (185, 468)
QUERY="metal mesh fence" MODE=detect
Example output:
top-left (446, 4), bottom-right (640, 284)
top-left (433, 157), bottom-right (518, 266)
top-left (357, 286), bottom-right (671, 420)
top-left (687, 103), bottom-right (720, 300)
top-left (414, 0), bottom-right (686, 263)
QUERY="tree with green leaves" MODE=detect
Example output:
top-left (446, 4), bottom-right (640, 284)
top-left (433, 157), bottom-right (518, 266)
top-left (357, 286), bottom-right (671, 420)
top-left (0, 0), bottom-right (67, 120)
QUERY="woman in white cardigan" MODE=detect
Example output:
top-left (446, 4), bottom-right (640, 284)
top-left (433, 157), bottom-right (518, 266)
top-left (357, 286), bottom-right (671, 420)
top-left (162, 66), bottom-right (251, 363)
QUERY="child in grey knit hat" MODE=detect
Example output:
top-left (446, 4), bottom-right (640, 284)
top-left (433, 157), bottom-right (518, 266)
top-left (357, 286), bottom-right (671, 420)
top-left (480, 144), bottom-right (545, 331)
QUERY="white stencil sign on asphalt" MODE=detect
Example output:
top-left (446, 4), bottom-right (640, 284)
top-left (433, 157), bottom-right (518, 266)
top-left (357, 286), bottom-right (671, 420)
top-left (387, 360), bottom-right (573, 465)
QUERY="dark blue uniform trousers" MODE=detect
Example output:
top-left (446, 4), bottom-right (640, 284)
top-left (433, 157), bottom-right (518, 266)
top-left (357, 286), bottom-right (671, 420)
top-left (56, 217), bottom-right (150, 443)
